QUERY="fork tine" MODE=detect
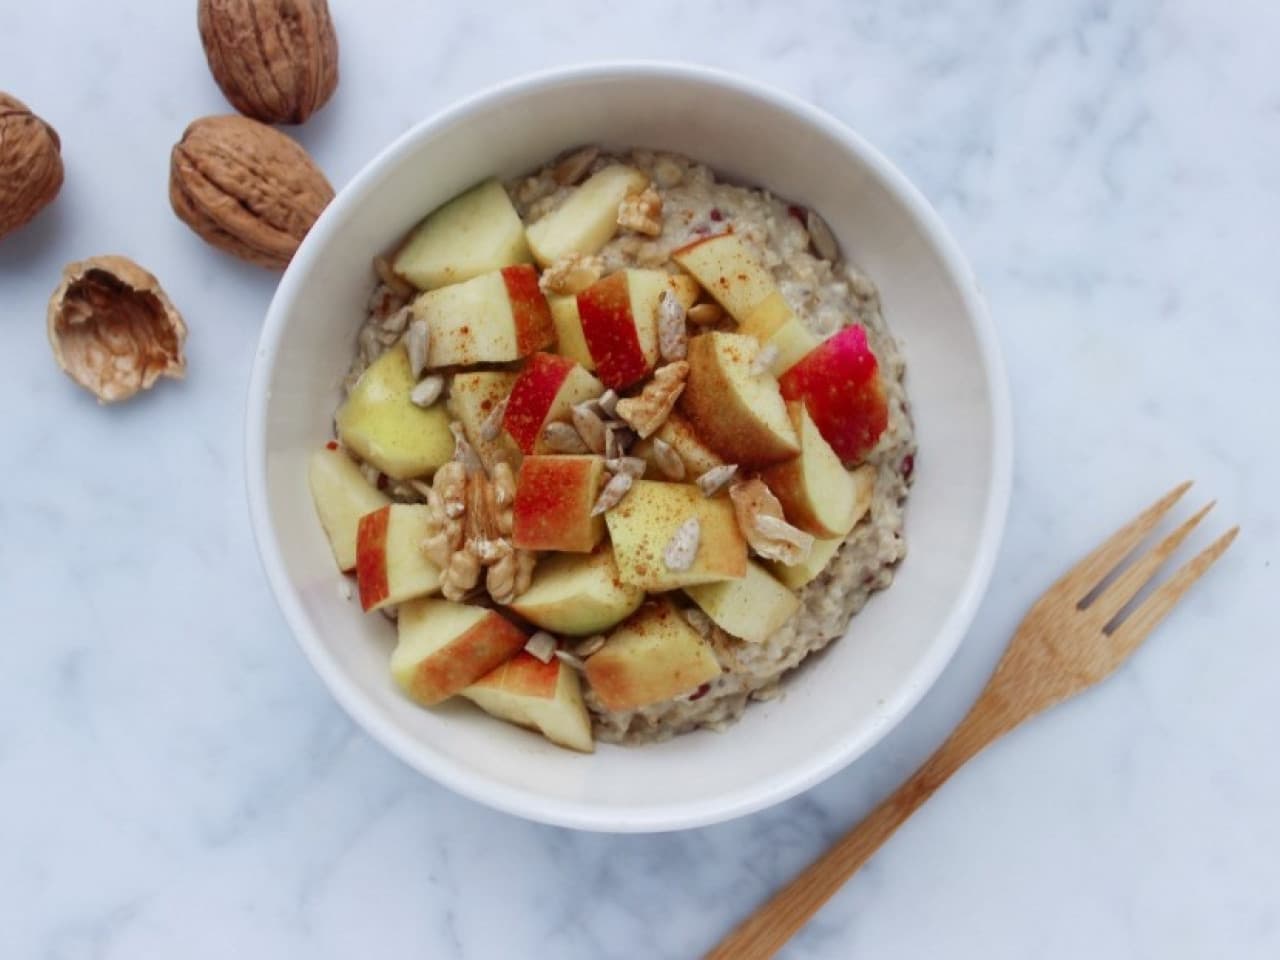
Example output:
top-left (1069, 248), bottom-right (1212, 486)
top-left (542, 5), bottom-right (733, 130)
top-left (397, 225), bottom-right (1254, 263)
top-left (1064, 481), bottom-right (1192, 600)
top-left (1086, 501), bottom-right (1215, 626)
top-left (1106, 526), bottom-right (1239, 659)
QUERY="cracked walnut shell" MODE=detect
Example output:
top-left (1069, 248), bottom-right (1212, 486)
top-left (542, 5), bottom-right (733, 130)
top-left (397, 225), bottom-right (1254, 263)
top-left (198, 0), bottom-right (339, 125)
top-left (169, 115), bottom-right (334, 269)
top-left (0, 93), bottom-right (63, 241)
top-left (47, 256), bottom-right (187, 404)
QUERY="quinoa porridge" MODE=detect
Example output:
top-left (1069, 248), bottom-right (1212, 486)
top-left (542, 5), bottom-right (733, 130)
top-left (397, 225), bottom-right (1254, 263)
top-left (310, 146), bottom-right (914, 752)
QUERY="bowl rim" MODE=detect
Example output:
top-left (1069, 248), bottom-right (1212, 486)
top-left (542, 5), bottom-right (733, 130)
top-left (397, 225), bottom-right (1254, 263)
top-left (245, 60), bottom-right (1013, 832)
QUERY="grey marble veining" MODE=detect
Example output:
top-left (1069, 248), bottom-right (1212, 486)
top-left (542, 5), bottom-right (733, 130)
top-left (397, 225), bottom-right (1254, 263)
top-left (2, 1), bottom-right (1277, 957)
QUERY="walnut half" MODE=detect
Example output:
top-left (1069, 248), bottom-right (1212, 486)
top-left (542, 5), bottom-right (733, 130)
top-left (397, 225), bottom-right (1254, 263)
top-left (46, 256), bottom-right (187, 404)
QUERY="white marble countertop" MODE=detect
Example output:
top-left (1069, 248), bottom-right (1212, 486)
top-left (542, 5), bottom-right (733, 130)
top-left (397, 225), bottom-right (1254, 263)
top-left (3, 1), bottom-right (1277, 957)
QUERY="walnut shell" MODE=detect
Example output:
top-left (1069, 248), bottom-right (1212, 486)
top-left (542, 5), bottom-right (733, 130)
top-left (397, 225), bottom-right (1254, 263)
top-left (169, 114), bottom-right (334, 269)
top-left (47, 256), bottom-right (188, 404)
top-left (0, 92), bottom-right (64, 241)
top-left (198, 0), bottom-right (339, 125)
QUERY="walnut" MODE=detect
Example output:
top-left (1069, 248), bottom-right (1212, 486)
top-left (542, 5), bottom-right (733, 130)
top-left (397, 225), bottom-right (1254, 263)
top-left (169, 115), bottom-right (334, 269)
top-left (539, 252), bottom-right (603, 296)
top-left (614, 361), bottom-right (688, 438)
top-left (46, 256), bottom-right (187, 404)
top-left (617, 186), bottom-right (663, 236)
top-left (729, 478), bottom-right (815, 565)
top-left (0, 93), bottom-right (63, 241)
top-left (198, 0), bottom-right (339, 124)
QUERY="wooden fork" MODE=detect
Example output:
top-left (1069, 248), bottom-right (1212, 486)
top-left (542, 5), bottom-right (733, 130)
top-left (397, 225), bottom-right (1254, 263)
top-left (706, 482), bottom-right (1238, 960)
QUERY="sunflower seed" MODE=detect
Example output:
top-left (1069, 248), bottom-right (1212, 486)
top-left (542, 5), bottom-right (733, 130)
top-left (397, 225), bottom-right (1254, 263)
top-left (663, 517), bottom-right (701, 571)
top-left (553, 145), bottom-right (599, 186)
top-left (554, 649), bottom-right (587, 671)
top-left (596, 389), bottom-right (619, 418)
top-left (696, 464), bottom-right (739, 497)
top-left (524, 631), bottom-right (557, 663)
top-left (806, 209), bottom-right (840, 262)
top-left (542, 421), bottom-right (590, 454)
top-left (754, 514), bottom-right (816, 561)
top-left (449, 421), bottom-right (484, 474)
top-left (480, 395), bottom-right (508, 441)
top-left (750, 343), bottom-right (780, 376)
top-left (382, 303), bottom-right (413, 334)
top-left (410, 374), bottom-right (444, 408)
top-left (573, 635), bottom-right (606, 658)
top-left (572, 403), bottom-right (607, 454)
top-left (404, 318), bottom-right (430, 377)
top-left (605, 456), bottom-right (646, 478)
top-left (590, 471), bottom-right (634, 516)
top-left (686, 302), bottom-right (724, 325)
top-left (657, 290), bottom-right (688, 361)
top-left (650, 437), bottom-right (685, 480)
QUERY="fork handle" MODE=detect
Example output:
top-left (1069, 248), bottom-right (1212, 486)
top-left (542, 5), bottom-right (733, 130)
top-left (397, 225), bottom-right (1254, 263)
top-left (704, 702), bottom-right (1012, 960)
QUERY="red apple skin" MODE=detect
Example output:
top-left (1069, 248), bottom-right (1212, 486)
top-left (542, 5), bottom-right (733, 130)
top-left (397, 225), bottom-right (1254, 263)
top-left (576, 273), bottom-right (648, 389)
top-left (503, 353), bottom-right (574, 454)
top-left (779, 325), bottom-right (889, 462)
top-left (406, 612), bottom-right (528, 705)
top-left (355, 505), bottom-right (391, 611)
top-left (512, 456), bottom-right (603, 552)
top-left (501, 264), bottom-right (556, 356)
top-left (470, 651), bottom-right (560, 698)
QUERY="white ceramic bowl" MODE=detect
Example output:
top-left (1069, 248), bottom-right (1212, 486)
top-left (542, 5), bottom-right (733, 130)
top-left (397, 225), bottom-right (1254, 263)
top-left (247, 62), bottom-right (1011, 832)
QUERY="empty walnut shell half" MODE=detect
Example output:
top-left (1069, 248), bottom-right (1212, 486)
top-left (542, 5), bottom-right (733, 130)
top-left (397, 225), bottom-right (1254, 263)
top-left (47, 256), bottom-right (188, 404)
top-left (198, 0), bottom-right (339, 124)
top-left (0, 92), bottom-right (64, 241)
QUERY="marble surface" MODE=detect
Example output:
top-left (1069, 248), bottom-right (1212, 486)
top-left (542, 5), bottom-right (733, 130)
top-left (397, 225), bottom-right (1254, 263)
top-left (2, 1), bottom-right (1277, 957)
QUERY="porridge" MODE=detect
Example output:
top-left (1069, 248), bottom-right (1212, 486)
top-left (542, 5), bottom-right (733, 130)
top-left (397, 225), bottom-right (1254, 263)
top-left (308, 146), bottom-right (914, 752)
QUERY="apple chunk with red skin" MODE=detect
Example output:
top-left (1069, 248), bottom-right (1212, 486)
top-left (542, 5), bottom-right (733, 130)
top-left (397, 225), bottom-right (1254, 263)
top-left (392, 599), bottom-right (527, 707)
top-left (412, 264), bottom-right (554, 368)
top-left (583, 598), bottom-right (722, 711)
top-left (779, 324), bottom-right (889, 463)
top-left (576, 270), bottom-right (699, 389)
top-left (760, 402), bottom-right (862, 538)
top-left (461, 652), bottom-right (594, 753)
top-left (512, 455), bottom-right (606, 553)
top-left (308, 445), bottom-right (390, 572)
top-left (502, 352), bottom-right (603, 454)
top-left (355, 504), bottom-right (442, 611)
top-left (679, 331), bottom-right (800, 468)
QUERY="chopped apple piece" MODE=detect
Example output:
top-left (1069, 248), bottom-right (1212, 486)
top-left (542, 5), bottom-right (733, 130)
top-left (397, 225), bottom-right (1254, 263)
top-left (336, 344), bottom-right (455, 479)
top-left (508, 547), bottom-right (644, 636)
top-left (766, 466), bottom-right (874, 588)
top-left (671, 232), bottom-right (776, 322)
top-left (502, 353), bottom-right (603, 454)
top-left (740, 291), bottom-right (820, 375)
top-left (512, 455), bottom-right (606, 553)
top-left (392, 599), bottom-right (527, 706)
top-left (548, 295), bottom-right (595, 370)
top-left (462, 652), bottom-right (594, 753)
top-left (392, 179), bottom-right (532, 290)
top-left (631, 411), bottom-right (725, 478)
top-left (604, 480), bottom-right (747, 590)
top-left (576, 269), bottom-right (680, 388)
top-left (779, 324), bottom-right (890, 462)
top-left (447, 371), bottom-right (522, 471)
top-left (680, 331), bottom-right (800, 468)
top-left (684, 562), bottom-right (800, 643)
top-left (525, 164), bottom-right (649, 266)
top-left (308, 445), bottom-right (391, 572)
top-left (584, 598), bottom-right (722, 711)
top-left (412, 265), bottom-right (554, 368)
top-left (761, 402), bottom-right (861, 537)
top-left (355, 504), bottom-right (442, 611)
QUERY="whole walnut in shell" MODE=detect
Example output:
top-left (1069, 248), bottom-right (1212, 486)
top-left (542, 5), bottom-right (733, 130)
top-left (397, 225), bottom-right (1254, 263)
top-left (169, 114), bottom-right (334, 269)
top-left (47, 256), bottom-right (187, 404)
top-left (0, 93), bottom-right (64, 241)
top-left (198, 0), bottom-right (339, 125)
